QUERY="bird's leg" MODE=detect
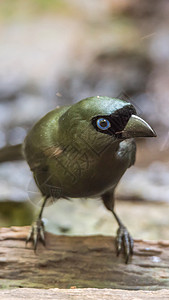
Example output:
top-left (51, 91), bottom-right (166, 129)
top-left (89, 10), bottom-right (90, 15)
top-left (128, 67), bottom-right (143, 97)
top-left (112, 210), bottom-right (134, 264)
top-left (102, 192), bottom-right (133, 264)
top-left (26, 195), bottom-right (48, 251)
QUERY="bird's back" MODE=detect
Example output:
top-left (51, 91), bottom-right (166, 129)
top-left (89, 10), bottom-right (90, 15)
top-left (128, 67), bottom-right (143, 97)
top-left (23, 106), bottom-right (70, 171)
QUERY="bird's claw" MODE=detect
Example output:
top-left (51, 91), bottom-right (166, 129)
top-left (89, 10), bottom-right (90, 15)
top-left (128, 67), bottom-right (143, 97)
top-left (116, 225), bottom-right (134, 264)
top-left (26, 219), bottom-right (46, 251)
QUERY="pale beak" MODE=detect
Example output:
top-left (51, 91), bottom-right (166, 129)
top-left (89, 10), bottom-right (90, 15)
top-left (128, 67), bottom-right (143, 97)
top-left (116, 115), bottom-right (157, 138)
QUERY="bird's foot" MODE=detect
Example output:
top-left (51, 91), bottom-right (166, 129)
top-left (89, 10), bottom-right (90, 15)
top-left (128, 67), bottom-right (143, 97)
top-left (116, 225), bottom-right (134, 264)
top-left (26, 219), bottom-right (46, 251)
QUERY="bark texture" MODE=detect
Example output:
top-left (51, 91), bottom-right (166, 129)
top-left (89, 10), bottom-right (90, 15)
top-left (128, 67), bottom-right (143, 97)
top-left (0, 226), bottom-right (169, 290)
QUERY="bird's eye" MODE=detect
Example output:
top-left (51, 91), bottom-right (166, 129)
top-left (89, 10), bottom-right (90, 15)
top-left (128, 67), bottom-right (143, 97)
top-left (96, 118), bottom-right (111, 130)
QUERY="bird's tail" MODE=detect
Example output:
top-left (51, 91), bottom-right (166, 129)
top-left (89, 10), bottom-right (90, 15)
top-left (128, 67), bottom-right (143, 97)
top-left (0, 144), bottom-right (24, 163)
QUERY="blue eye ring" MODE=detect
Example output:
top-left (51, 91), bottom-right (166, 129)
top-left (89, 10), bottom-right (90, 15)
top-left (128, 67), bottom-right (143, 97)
top-left (96, 118), bottom-right (111, 130)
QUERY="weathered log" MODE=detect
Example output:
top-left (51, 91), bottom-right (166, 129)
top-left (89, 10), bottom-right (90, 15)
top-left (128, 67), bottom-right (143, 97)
top-left (0, 226), bottom-right (169, 290)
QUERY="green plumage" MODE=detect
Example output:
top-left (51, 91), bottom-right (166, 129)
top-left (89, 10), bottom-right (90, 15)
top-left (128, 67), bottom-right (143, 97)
top-left (24, 96), bottom-right (156, 262)
top-left (24, 97), bottom-right (136, 198)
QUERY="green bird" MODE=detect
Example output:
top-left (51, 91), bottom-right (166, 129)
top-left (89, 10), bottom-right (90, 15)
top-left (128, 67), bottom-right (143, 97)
top-left (23, 96), bottom-right (156, 263)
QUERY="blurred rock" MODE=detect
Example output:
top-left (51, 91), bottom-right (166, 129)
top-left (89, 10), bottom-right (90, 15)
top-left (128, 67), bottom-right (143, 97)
top-left (117, 162), bottom-right (169, 202)
top-left (43, 196), bottom-right (169, 240)
top-left (0, 161), bottom-right (31, 202)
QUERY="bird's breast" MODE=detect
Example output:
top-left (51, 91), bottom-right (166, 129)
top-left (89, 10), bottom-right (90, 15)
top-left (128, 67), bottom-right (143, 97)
top-left (45, 143), bottom-right (130, 198)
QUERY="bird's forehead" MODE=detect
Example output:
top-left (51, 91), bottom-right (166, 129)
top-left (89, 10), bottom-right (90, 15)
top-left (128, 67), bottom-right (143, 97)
top-left (75, 97), bottom-right (134, 119)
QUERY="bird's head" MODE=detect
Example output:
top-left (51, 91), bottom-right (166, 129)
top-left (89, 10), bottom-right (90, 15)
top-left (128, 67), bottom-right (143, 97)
top-left (58, 96), bottom-right (156, 150)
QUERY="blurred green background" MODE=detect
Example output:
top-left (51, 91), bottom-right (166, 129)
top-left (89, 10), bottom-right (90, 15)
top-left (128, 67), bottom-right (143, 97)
top-left (0, 0), bottom-right (169, 240)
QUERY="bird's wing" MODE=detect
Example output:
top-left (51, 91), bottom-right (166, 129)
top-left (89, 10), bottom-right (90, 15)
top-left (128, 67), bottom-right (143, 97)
top-left (24, 145), bottom-right (63, 172)
top-left (29, 145), bottom-right (63, 198)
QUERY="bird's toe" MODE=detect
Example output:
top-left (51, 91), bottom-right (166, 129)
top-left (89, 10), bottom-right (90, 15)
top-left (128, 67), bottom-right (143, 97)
top-left (26, 219), bottom-right (46, 251)
top-left (116, 225), bottom-right (134, 264)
